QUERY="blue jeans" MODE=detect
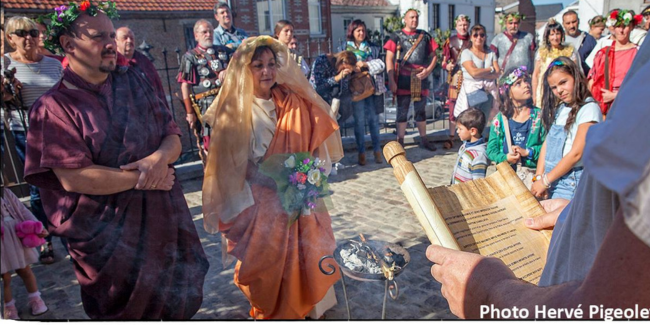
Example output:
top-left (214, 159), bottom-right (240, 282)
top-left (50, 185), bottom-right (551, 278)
top-left (352, 96), bottom-right (380, 154)
top-left (551, 168), bottom-right (583, 200)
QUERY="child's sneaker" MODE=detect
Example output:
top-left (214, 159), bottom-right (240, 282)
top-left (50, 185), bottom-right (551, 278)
top-left (3, 304), bottom-right (19, 320)
top-left (28, 296), bottom-right (48, 316)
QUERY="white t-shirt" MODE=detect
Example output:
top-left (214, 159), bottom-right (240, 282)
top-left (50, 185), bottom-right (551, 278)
top-left (553, 99), bottom-right (602, 166)
top-left (585, 37), bottom-right (614, 68)
top-left (460, 49), bottom-right (497, 82)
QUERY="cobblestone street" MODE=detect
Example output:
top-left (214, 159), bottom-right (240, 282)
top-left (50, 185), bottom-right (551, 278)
top-left (4, 139), bottom-right (470, 320)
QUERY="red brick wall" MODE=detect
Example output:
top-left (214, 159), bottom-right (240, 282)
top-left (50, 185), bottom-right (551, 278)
top-left (113, 15), bottom-right (206, 154)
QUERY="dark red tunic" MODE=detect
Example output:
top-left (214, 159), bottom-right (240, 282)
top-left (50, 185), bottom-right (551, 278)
top-left (127, 51), bottom-right (167, 106)
top-left (24, 68), bottom-right (209, 320)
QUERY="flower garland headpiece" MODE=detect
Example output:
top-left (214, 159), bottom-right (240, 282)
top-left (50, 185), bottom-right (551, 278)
top-left (499, 12), bottom-right (526, 28)
top-left (605, 9), bottom-right (642, 27)
top-left (403, 8), bottom-right (420, 18)
top-left (498, 66), bottom-right (528, 95)
top-left (454, 14), bottom-right (471, 27)
top-left (588, 15), bottom-right (606, 27)
top-left (41, 1), bottom-right (119, 54)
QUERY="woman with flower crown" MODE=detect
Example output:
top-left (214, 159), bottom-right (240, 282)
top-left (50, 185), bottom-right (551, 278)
top-left (531, 18), bottom-right (581, 107)
top-left (588, 9), bottom-right (642, 117)
top-left (201, 36), bottom-right (340, 319)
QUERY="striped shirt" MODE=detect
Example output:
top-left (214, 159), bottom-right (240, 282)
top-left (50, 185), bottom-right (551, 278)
top-left (452, 138), bottom-right (489, 184)
top-left (2, 54), bottom-right (63, 131)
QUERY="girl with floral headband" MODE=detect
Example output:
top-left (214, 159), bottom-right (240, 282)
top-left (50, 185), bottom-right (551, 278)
top-left (487, 66), bottom-right (545, 189)
top-left (588, 9), bottom-right (641, 116)
top-left (531, 57), bottom-right (602, 204)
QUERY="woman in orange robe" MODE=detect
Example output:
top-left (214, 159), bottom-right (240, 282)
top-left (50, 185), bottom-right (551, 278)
top-left (201, 36), bottom-right (341, 319)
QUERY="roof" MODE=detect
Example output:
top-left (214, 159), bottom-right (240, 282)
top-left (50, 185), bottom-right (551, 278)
top-left (331, 0), bottom-right (391, 6)
top-left (1, 0), bottom-right (215, 12)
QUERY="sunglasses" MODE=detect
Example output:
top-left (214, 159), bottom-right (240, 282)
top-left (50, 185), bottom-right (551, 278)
top-left (12, 29), bottom-right (40, 38)
top-left (472, 33), bottom-right (486, 38)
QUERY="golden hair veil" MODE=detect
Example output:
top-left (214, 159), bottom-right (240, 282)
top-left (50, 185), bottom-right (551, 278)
top-left (201, 36), bottom-right (336, 233)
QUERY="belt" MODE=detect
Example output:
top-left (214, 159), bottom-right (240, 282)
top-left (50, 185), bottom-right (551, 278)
top-left (195, 87), bottom-right (220, 101)
top-left (401, 66), bottom-right (424, 73)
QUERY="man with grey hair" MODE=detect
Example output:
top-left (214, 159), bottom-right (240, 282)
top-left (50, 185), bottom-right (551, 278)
top-left (177, 19), bottom-right (233, 154)
top-left (213, 2), bottom-right (248, 49)
top-left (562, 10), bottom-right (596, 74)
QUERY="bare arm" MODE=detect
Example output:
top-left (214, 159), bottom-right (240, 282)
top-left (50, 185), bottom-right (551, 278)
top-left (416, 55), bottom-right (438, 80)
top-left (545, 122), bottom-right (594, 183)
top-left (181, 82), bottom-right (197, 128)
top-left (54, 135), bottom-right (181, 194)
top-left (53, 165), bottom-right (140, 195)
top-left (462, 60), bottom-right (496, 80)
top-left (427, 209), bottom-right (650, 319)
top-left (121, 134), bottom-right (182, 189)
top-left (532, 59), bottom-right (541, 106)
top-left (386, 50), bottom-right (397, 94)
top-left (535, 140), bottom-right (547, 176)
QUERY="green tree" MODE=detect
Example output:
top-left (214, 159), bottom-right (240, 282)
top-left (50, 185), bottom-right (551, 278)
top-left (383, 16), bottom-right (404, 34)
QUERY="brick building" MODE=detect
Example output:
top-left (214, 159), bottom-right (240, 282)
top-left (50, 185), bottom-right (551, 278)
top-left (2, 0), bottom-right (333, 156)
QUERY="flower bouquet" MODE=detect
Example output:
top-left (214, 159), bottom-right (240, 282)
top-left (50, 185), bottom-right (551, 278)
top-left (259, 152), bottom-right (332, 226)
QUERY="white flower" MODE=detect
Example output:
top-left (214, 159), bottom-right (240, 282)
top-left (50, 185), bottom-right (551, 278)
top-left (624, 12), bottom-right (633, 22)
top-left (606, 18), bottom-right (616, 27)
top-left (284, 155), bottom-right (296, 168)
top-left (307, 169), bottom-right (322, 185)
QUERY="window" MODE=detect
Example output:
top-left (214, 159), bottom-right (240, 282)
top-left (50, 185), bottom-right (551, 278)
top-left (432, 4), bottom-right (440, 29)
top-left (343, 18), bottom-right (353, 34)
top-left (308, 0), bottom-right (322, 34)
top-left (374, 17), bottom-right (384, 35)
top-left (448, 4), bottom-right (455, 30)
top-left (475, 6), bottom-right (481, 24)
top-left (184, 25), bottom-right (196, 51)
top-left (257, 0), bottom-right (287, 35)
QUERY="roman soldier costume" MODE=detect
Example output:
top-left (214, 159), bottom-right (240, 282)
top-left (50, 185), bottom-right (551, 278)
top-left (178, 44), bottom-right (233, 137)
top-left (442, 33), bottom-right (471, 104)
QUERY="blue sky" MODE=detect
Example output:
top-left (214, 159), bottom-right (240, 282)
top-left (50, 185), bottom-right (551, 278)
top-left (532, 0), bottom-right (577, 7)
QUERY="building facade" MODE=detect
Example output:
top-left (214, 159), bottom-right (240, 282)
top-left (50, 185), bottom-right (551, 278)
top-left (2, 0), bottom-right (333, 156)
top-left (330, 0), bottom-right (398, 50)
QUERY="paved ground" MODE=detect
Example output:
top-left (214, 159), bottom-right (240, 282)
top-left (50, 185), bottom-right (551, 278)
top-left (3, 122), bottom-right (484, 320)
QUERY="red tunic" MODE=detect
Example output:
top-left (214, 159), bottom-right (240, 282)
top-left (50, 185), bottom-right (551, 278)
top-left (24, 68), bottom-right (209, 319)
top-left (127, 51), bottom-right (167, 106)
top-left (588, 45), bottom-right (637, 115)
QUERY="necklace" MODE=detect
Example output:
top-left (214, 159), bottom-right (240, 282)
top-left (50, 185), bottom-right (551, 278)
top-left (11, 53), bottom-right (42, 74)
top-left (24, 61), bottom-right (42, 74)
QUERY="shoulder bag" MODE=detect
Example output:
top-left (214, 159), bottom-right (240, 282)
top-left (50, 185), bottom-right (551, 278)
top-left (350, 71), bottom-right (375, 102)
top-left (502, 115), bottom-right (535, 189)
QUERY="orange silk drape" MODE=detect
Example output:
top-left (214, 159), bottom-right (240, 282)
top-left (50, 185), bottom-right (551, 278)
top-left (219, 84), bottom-right (340, 319)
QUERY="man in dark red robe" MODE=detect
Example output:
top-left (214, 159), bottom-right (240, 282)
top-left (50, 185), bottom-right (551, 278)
top-left (24, 11), bottom-right (209, 320)
top-left (116, 26), bottom-right (167, 105)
